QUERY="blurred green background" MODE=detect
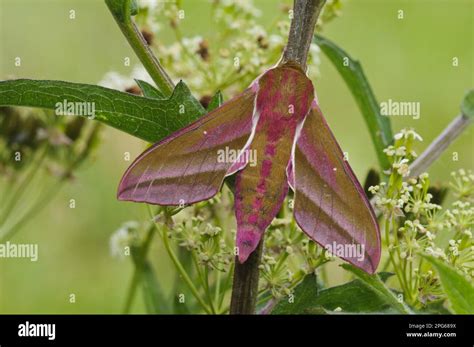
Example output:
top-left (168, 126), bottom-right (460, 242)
top-left (0, 0), bottom-right (472, 313)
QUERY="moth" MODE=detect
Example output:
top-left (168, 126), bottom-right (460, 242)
top-left (118, 61), bottom-right (381, 273)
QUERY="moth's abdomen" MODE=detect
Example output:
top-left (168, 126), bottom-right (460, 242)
top-left (234, 130), bottom-right (292, 263)
top-left (232, 63), bottom-right (316, 262)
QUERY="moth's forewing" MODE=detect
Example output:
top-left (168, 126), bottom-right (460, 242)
top-left (235, 65), bottom-right (314, 262)
top-left (291, 104), bottom-right (381, 273)
top-left (118, 88), bottom-right (257, 205)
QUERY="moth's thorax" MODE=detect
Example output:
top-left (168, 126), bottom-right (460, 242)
top-left (255, 64), bottom-right (314, 126)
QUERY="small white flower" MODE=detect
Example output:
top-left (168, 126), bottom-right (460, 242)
top-left (426, 231), bottom-right (436, 241)
top-left (395, 146), bottom-right (406, 156)
top-left (110, 221), bottom-right (139, 259)
top-left (394, 128), bottom-right (423, 141)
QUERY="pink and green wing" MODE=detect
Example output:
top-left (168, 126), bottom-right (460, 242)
top-left (118, 88), bottom-right (257, 205)
top-left (290, 103), bottom-right (381, 273)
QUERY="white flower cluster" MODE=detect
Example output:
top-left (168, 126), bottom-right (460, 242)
top-left (370, 130), bottom-right (473, 307)
top-left (110, 221), bottom-right (140, 259)
top-left (172, 216), bottom-right (233, 271)
top-left (99, 0), bottom-right (346, 100)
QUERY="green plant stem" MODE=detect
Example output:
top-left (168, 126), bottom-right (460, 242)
top-left (191, 252), bottom-right (216, 313)
top-left (161, 225), bottom-right (212, 314)
top-left (256, 295), bottom-right (272, 307)
top-left (408, 254), bottom-right (414, 303)
top-left (106, 0), bottom-right (174, 96)
top-left (0, 144), bottom-right (48, 229)
top-left (214, 269), bottom-right (221, 310)
top-left (0, 181), bottom-right (59, 242)
top-left (218, 262), bottom-right (234, 311)
top-left (143, 206), bottom-right (212, 313)
top-left (204, 266), bottom-right (215, 313)
top-left (123, 222), bottom-right (156, 313)
top-left (412, 257), bottom-right (423, 300)
top-left (391, 215), bottom-right (409, 294)
top-left (0, 123), bottom-right (101, 241)
top-left (385, 217), bottom-right (413, 301)
top-left (385, 218), bottom-right (405, 293)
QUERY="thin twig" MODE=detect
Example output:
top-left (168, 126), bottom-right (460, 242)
top-left (409, 114), bottom-right (472, 177)
top-left (105, 0), bottom-right (175, 96)
top-left (370, 112), bottom-right (472, 212)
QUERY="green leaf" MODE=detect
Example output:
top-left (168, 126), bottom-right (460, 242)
top-left (208, 91), bottom-right (224, 111)
top-left (379, 271), bottom-right (395, 283)
top-left (0, 79), bottom-right (206, 143)
top-left (461, 89), bottom-right (474, 118)
top-left (141, 261), bottom-right (169, 313)
top-left (314, 35), bottom-right (393, 170)
top-left (341, 264), bottom-right (412, 314)
top-left (271, 274), bottom-right (321, 314)
top-left (422, 255), bottom-right (474, 314)
top-left (130, 0), bottom-right (139, 16)
top-left (272, 273), bottom-right (401, 314)
top-left (135, 79), bottom-right (165, 99)
top-left (172, 248), bottom-right (194, 314)
top-left (417, 300), bottom-right (451, 315)
top-left (105, 0), bottom-right (138, 21)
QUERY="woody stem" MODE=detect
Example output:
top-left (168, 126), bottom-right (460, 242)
top-left (281, 0), bottom-right (326, 70)
top-left (229, 0), bottom-right (326, 315)
top-left (229, 241), bottom-right (264, 314)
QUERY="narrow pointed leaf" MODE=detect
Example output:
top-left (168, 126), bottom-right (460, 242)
top-left (0, 79), bottom-right (205, 143)
top-left (141, 261), bottom-right (169, 313)
top-left (135, 79), bottom-right (165, 99)
top-left (422, 255), bottom-right (474, 314)
top-left (314, 34), bottom-right (392, 170)
top-left (342, 264), bottom-right (412, 313)
top-left (272, 273), bottom-right (399, 314)
top-left (208, 91), bottom-right (224, 111)
top-left (105, 0), bottom-right (138, 21)
top-left (461, 89), bottom-right (474, 118)
top-left (172, 248), bottom-right (194, 314)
